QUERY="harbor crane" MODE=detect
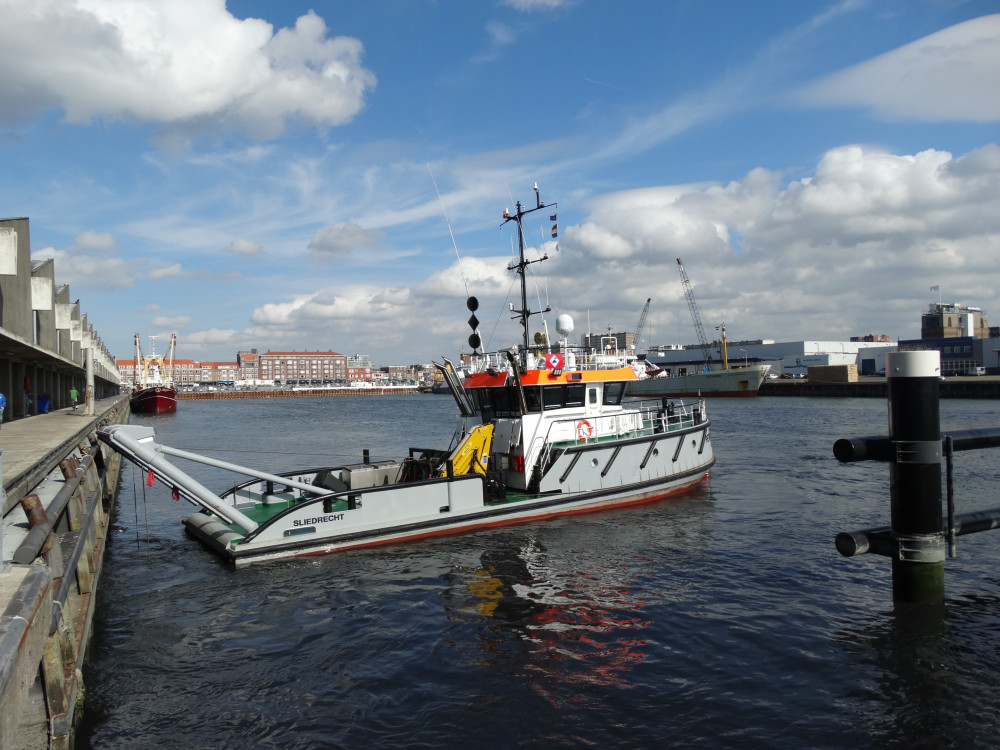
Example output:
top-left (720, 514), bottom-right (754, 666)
top-left (634, 297), bottom-right (651, 349)
top-left (676, 258), bottom-right (712, 366)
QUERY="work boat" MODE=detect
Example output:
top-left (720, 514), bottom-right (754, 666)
top-left (98, 188), bottom-right (714, 566)
top-left (129, 333), bottom-right (178, 414)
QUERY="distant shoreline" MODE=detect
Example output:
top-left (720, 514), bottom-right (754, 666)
top-left (177, 386), bottom-right (421, 400)
top-left (761, 375), bottom-right (1000, 399)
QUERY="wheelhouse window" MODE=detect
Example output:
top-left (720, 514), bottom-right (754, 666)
top-left (602, 382), bottom-right (625, 405)
top-left (541, 383), bottom-right (585, 409)
top-left (542, 385), bottom-right (563, 409)
top-left (469, 386), bottom-right (530, 418)
top-left (524, 387), bottom-right (542, 412)
top-left (565, 383), bottom-right (585, 407)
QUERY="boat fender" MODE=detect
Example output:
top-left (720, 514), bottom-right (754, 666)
top-left (576, 419), bottom-right (593, 441)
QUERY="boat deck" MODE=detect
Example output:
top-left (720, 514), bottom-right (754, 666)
top-left (214, 414), bottom-right (704, 540)
top-left (223, 486), bottom-right (542, 533)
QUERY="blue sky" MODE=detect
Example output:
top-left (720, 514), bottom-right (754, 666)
top-left (2, 0), bottom-right (998, 365)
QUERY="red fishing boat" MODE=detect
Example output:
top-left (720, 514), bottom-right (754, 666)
top-left (130, 333), bottom-right (178, 414)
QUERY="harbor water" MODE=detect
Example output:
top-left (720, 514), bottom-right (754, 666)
top-left (78, 395), bottom-right (1000, 749)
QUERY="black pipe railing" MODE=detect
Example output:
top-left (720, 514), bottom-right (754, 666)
top-left (835, 426), bottom-right (1000, 555)
top-left (835, 352), bottom-right (1000, 603)
top-left (834, 427), bottom-right (1000, 463)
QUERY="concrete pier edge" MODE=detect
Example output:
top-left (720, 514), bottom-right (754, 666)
top-left (0, 395), bottom-right (129, 750)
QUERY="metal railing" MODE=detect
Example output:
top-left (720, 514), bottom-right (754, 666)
top-left (835, 427), bottom-right (1000, 560)
top-left (531, 398), bottom-right (704, 477)
top-left (833, 350), bottom-right (1000, 604)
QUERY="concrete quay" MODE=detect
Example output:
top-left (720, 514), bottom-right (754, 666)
top-left (0, 396), bottom-right (128, 750)
top-left (760, 375), bottom-right (1000, 398)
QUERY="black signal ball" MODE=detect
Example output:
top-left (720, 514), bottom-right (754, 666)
top-left (467, 296), bottom-right (479, 312)
top-left (469, 333), bottom-right (481, 349)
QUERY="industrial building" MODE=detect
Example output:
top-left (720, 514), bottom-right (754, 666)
top-left (642, 301), bottom-right (1000, 378)
top-left (901, 303), bottom-right (997, 375)
top-left (644, 338), bottom-right (896, 377)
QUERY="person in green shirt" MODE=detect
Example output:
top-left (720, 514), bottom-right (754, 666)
top-left (70, 386), bottom-right (79, 410)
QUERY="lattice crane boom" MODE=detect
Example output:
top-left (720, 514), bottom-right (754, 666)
top-left (677, 258), bottom-right (711, 364)
top-left (635, 297), bottom-right (651, 348)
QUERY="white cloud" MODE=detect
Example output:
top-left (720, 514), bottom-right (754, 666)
top-left (308, 222), bottom-right (385, 257)
top-left (31, 246), bottom-right (141, 290)
top-left (548, 143), bottom-right (1000, 342)
top-left (500, 0), bottom-right (569, 10)
top-left (146, 262), bottom-right (241, 281)
top-left (418, 256), bottom-right (513, 298)
top-left (797, 14), bottom-right (1000, 122)
top-left (69, 230), bottom-right (117, 254)
top-left (250, 285), bottom-right (412, 328)
top-left (147, 263), bottom-right (184, 279)
top-left (171, 142), bottom-right (1000, 362)
top-left (181, 328), bottom-right (243, 347)
top-left (0, 1), bottom-right (376, 142)
top-left (470, 21), bottom-right (518, 65)
top-left (227, 238), bottom-right (263, 256)
top-left (151, 315), bottom-right (192, 329)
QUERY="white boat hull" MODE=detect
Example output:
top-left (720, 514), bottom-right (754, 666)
top-left (188, 449), bottom-right (711, 567)
top-left (100, 393), bottom-right (714, 566)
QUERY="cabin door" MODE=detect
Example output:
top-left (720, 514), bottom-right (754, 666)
top-left (585, 384), bottom-right (601, 420)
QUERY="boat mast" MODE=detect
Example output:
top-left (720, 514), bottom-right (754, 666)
top-left (165, 334), bottom-right (177, 387)
top-left (503, 184), bottom-right (554, 368)
top-left (133, 333), bottom-right (142, 387)
top-left (719, 322), bottom-right (729, 370)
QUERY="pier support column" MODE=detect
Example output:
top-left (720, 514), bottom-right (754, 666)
top-left (887, 351), bottom-right (945, 604)
top-left (84, 347), bottom-right (95, 416)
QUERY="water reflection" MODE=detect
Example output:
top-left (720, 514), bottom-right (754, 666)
top-left (837, 589), bottom-right (1000, 750)
top-left (443, 526), bottom-right (673, 704)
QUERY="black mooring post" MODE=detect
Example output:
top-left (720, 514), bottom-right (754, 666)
top-left (887, 350), bottom-right (945, 604)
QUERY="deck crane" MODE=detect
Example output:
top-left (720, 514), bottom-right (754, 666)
top-left (676, 258), bottom-right (724, 368)
top-left (634, 297), bottom-right (651, 350)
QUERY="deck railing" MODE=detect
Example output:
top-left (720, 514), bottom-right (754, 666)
top-left (531, 398), bottom-right (704, 476)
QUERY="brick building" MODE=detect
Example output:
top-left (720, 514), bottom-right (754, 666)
top-left (920, 303), bottom-right (989, 339)
top-left (258, 350), bottom-right (347, 383)
top-left (237, 349), bottom-right (259, 380)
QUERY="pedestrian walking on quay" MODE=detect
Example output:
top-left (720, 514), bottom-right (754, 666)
top-left (0, 391), bottom-right (5, 430)
top-left (70, 386), bottom-right (78, 410)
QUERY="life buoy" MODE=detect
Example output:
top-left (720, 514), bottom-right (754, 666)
top-left (576, 419), bottom-right (593, 441)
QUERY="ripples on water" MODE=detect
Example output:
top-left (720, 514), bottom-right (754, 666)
top-left (78, 396), bottom-right (1000, 749)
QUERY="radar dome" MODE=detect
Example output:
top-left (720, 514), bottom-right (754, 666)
top-left (556, 314), bottom-right (574, 336)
